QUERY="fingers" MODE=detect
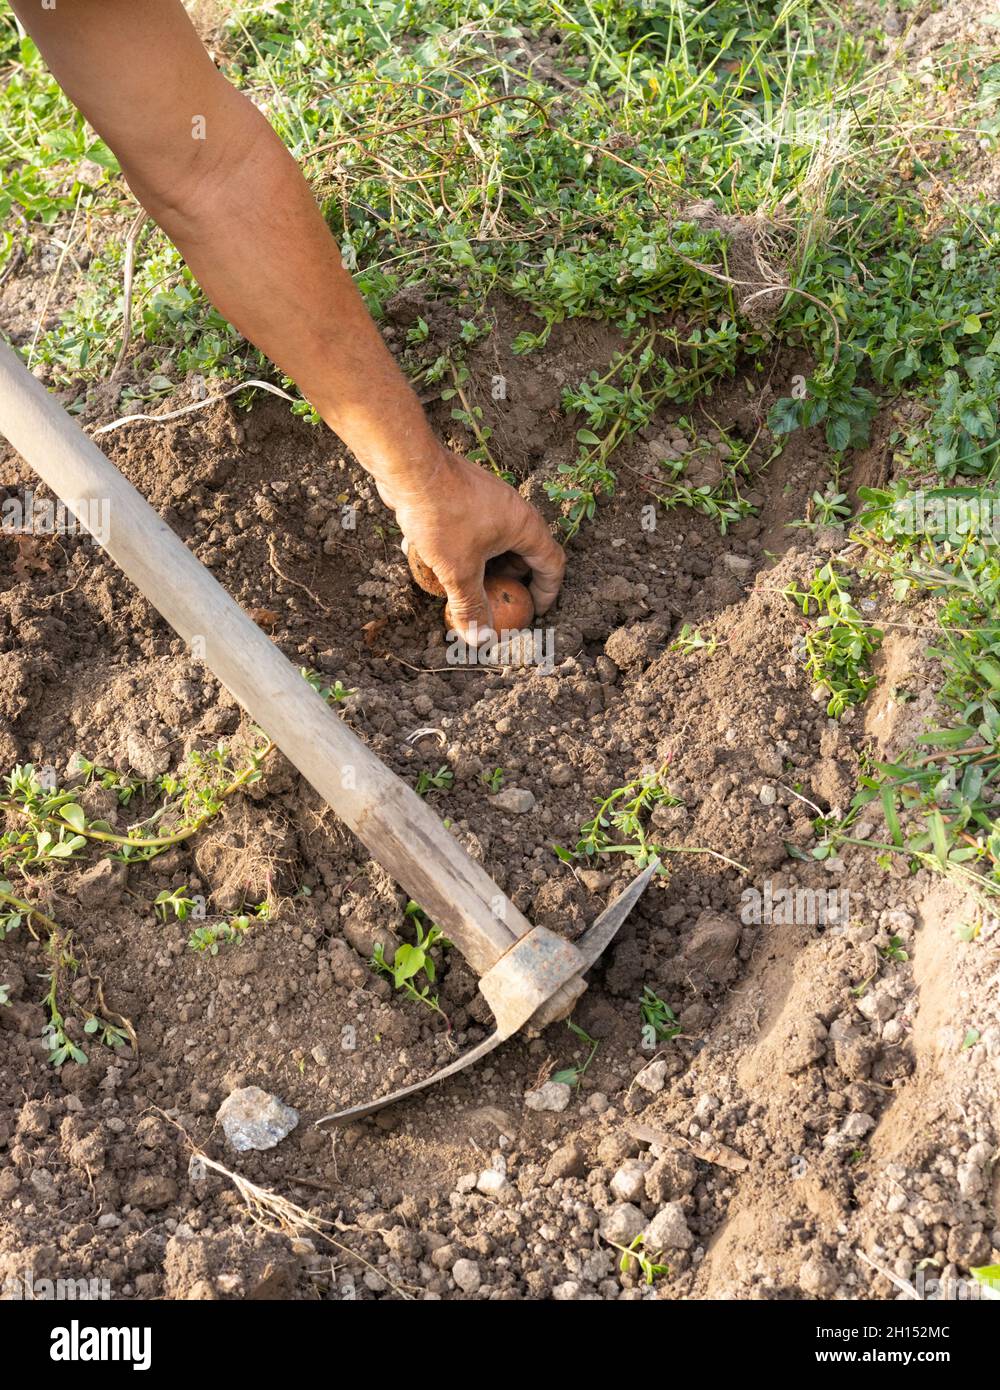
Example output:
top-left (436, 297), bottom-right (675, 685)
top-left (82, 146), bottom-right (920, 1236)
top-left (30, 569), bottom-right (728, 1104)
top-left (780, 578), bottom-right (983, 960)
top-left (512, 508), bottom-right (566, 615)
top-left (442, 569), bottom-right (496, 648)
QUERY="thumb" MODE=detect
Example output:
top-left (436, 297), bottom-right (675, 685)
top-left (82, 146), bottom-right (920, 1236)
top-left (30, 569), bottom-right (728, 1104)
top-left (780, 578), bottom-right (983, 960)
top-left (443, 571), bottom-right (496, 648)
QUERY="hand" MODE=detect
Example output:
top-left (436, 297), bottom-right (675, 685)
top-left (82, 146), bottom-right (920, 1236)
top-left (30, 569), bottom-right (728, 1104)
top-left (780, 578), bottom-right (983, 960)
top-left (376, 449), bottom-right (566, 643)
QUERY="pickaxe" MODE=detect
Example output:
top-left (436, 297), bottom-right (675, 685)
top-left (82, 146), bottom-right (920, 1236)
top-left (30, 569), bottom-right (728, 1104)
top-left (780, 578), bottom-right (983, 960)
top-left (0, 342), bottom-right (658, 1124)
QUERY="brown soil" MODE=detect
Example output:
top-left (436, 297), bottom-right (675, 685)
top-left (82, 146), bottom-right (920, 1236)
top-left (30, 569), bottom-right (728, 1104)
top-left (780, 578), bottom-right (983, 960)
top-left (2, 291), bottom-right (995, 1302)
top-left (1, 0), bottom-right (997, 1306)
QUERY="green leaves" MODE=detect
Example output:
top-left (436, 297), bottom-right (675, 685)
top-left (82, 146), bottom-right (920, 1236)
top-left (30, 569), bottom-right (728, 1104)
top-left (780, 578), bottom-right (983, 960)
top-left (640, 986), bottom-right (680, 1043)
top-left (43, 1021), bottom-right (87, 1069)
top-left (154, 886), bottom-right (198, 923)
top-left (59, 803), bottom-right (86, 833)
top-left (564, 766), bottom-right (675, 867)
top-left (370, 907), bottom-right (448, 1022)
top-left (768, 356), bottom-right (878, 457)
top-left (552, 1020), bottom-right (599, 1087)
top-left (783, 563), bottom-right (882, 718)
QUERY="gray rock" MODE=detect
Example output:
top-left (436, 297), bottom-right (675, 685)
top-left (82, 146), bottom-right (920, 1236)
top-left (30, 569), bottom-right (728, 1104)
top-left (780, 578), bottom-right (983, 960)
top-left (601, 1203), bottom-right (647, 1246)
top-left (800, 1257), bottom-right (839, 1297)
top-left (634, 1058), bottom-right (668, 1094)
top-left (475, 1168), bottom-right (508, 1194)
top-left (857, 987), bottom-right (897, 1023)
top-left (493, 787), bottom-right (535, 814)
top-left (125, 730), bottom-right (171, 780)
top-left (644, 1202), bottom-right (693, 1251)
top-left (841, 1112), bottom-right (875, 1139)
top-left (524, 1080), bottom-right (572, 1112)
top-left (610, 1159), bottom-right (650, 1203)
top-left (217, 1086), bottom-right (299, 1152)
top-left (452, 1258), bottom-right (481, 1293)
top-left (721, 553), bottom-right (754, 577)
top-left (552, 1279), bottom-right (583, 1300)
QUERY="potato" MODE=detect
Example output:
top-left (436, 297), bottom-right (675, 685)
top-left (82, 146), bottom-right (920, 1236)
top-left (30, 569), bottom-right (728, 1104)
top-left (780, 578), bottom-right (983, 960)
top-left (445, 574), bottom-right (535, 636)
top-left (406, 544), bottom-right (446, 597)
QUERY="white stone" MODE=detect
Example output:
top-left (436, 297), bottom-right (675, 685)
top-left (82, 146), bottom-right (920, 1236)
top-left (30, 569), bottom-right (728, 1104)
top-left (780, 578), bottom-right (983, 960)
top-left (524, 1081), bottom-right (572, 1112)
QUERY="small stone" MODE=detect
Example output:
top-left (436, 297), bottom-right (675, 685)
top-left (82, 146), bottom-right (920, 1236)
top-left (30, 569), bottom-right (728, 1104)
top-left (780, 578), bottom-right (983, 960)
top-left (126, 1175), bottom-right (178, 1211)
top-left (452, 1258), bottom-right (481, 1293)
top-left (311, 1045), bottom-right (331, 1067)
top-left (493, 787), bottom-right (535, 814)
top-left (524, 1081), bottom-right (572, 1113)
top-left (217, 1086), bottom-right (299, 1152)
top-left (857, 988), bottom-right (896, 1023)
top-left (841, 1113), bottom-right (875, 1139)
top-left (800, 1257), bottom-right (839, 1297)
top-left (125, 730), bottom-right (171, 780)
top-left (610, 1159), bottom-right (650, 1203)
top-left (455, 1173), bottom-right (477, 1194)
top-left (552, 1280), bottom-right (582, 1300)
top-left (476, 1168), bottom-right (508, 1194)
top-left (601, 1203), bottom-right (647, 1246)
top-left (543, 1141), bottom-right (587, 1183)
top-left (29, 1168), bottom-right (57, 1200)
top-left (643, 1202), bottom-right (693, 1251)
top-left (721, 553), bottom-right (754, 577)
top-left (634, 1059), bottom-right (668, 1094)
top-left (693, 1094), bottom-right (719, 1126)
top-left (758, 784), bottom-right (778, 806)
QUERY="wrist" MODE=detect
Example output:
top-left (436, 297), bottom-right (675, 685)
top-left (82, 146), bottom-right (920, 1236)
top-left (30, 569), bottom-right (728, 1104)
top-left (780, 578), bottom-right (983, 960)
top-left (363, 435), bottom-right (454, 502)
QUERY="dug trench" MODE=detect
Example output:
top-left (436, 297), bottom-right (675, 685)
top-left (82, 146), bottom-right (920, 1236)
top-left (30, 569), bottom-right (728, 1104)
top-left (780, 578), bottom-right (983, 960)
top-left (0, 299), bottom-right (996, 1301)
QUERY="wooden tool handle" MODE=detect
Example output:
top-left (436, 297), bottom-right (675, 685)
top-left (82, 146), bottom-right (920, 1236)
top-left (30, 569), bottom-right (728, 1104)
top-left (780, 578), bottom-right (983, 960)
top-left (0, 342), bottom-right (527, 975)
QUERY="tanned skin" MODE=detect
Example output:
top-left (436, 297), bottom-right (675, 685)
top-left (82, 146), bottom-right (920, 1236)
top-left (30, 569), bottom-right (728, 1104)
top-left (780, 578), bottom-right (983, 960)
top-left (10, 0), bottom-right (565, 642)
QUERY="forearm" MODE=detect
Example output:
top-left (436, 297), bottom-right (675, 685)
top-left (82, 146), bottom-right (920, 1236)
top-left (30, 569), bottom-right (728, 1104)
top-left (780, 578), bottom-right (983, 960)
top-left (134, 104), bottom-right (443, 492)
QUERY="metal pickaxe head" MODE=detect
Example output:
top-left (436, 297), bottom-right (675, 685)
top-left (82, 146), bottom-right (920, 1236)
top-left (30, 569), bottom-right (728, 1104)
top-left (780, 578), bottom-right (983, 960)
top-left (316, 857), bottom-right (661, 1126)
